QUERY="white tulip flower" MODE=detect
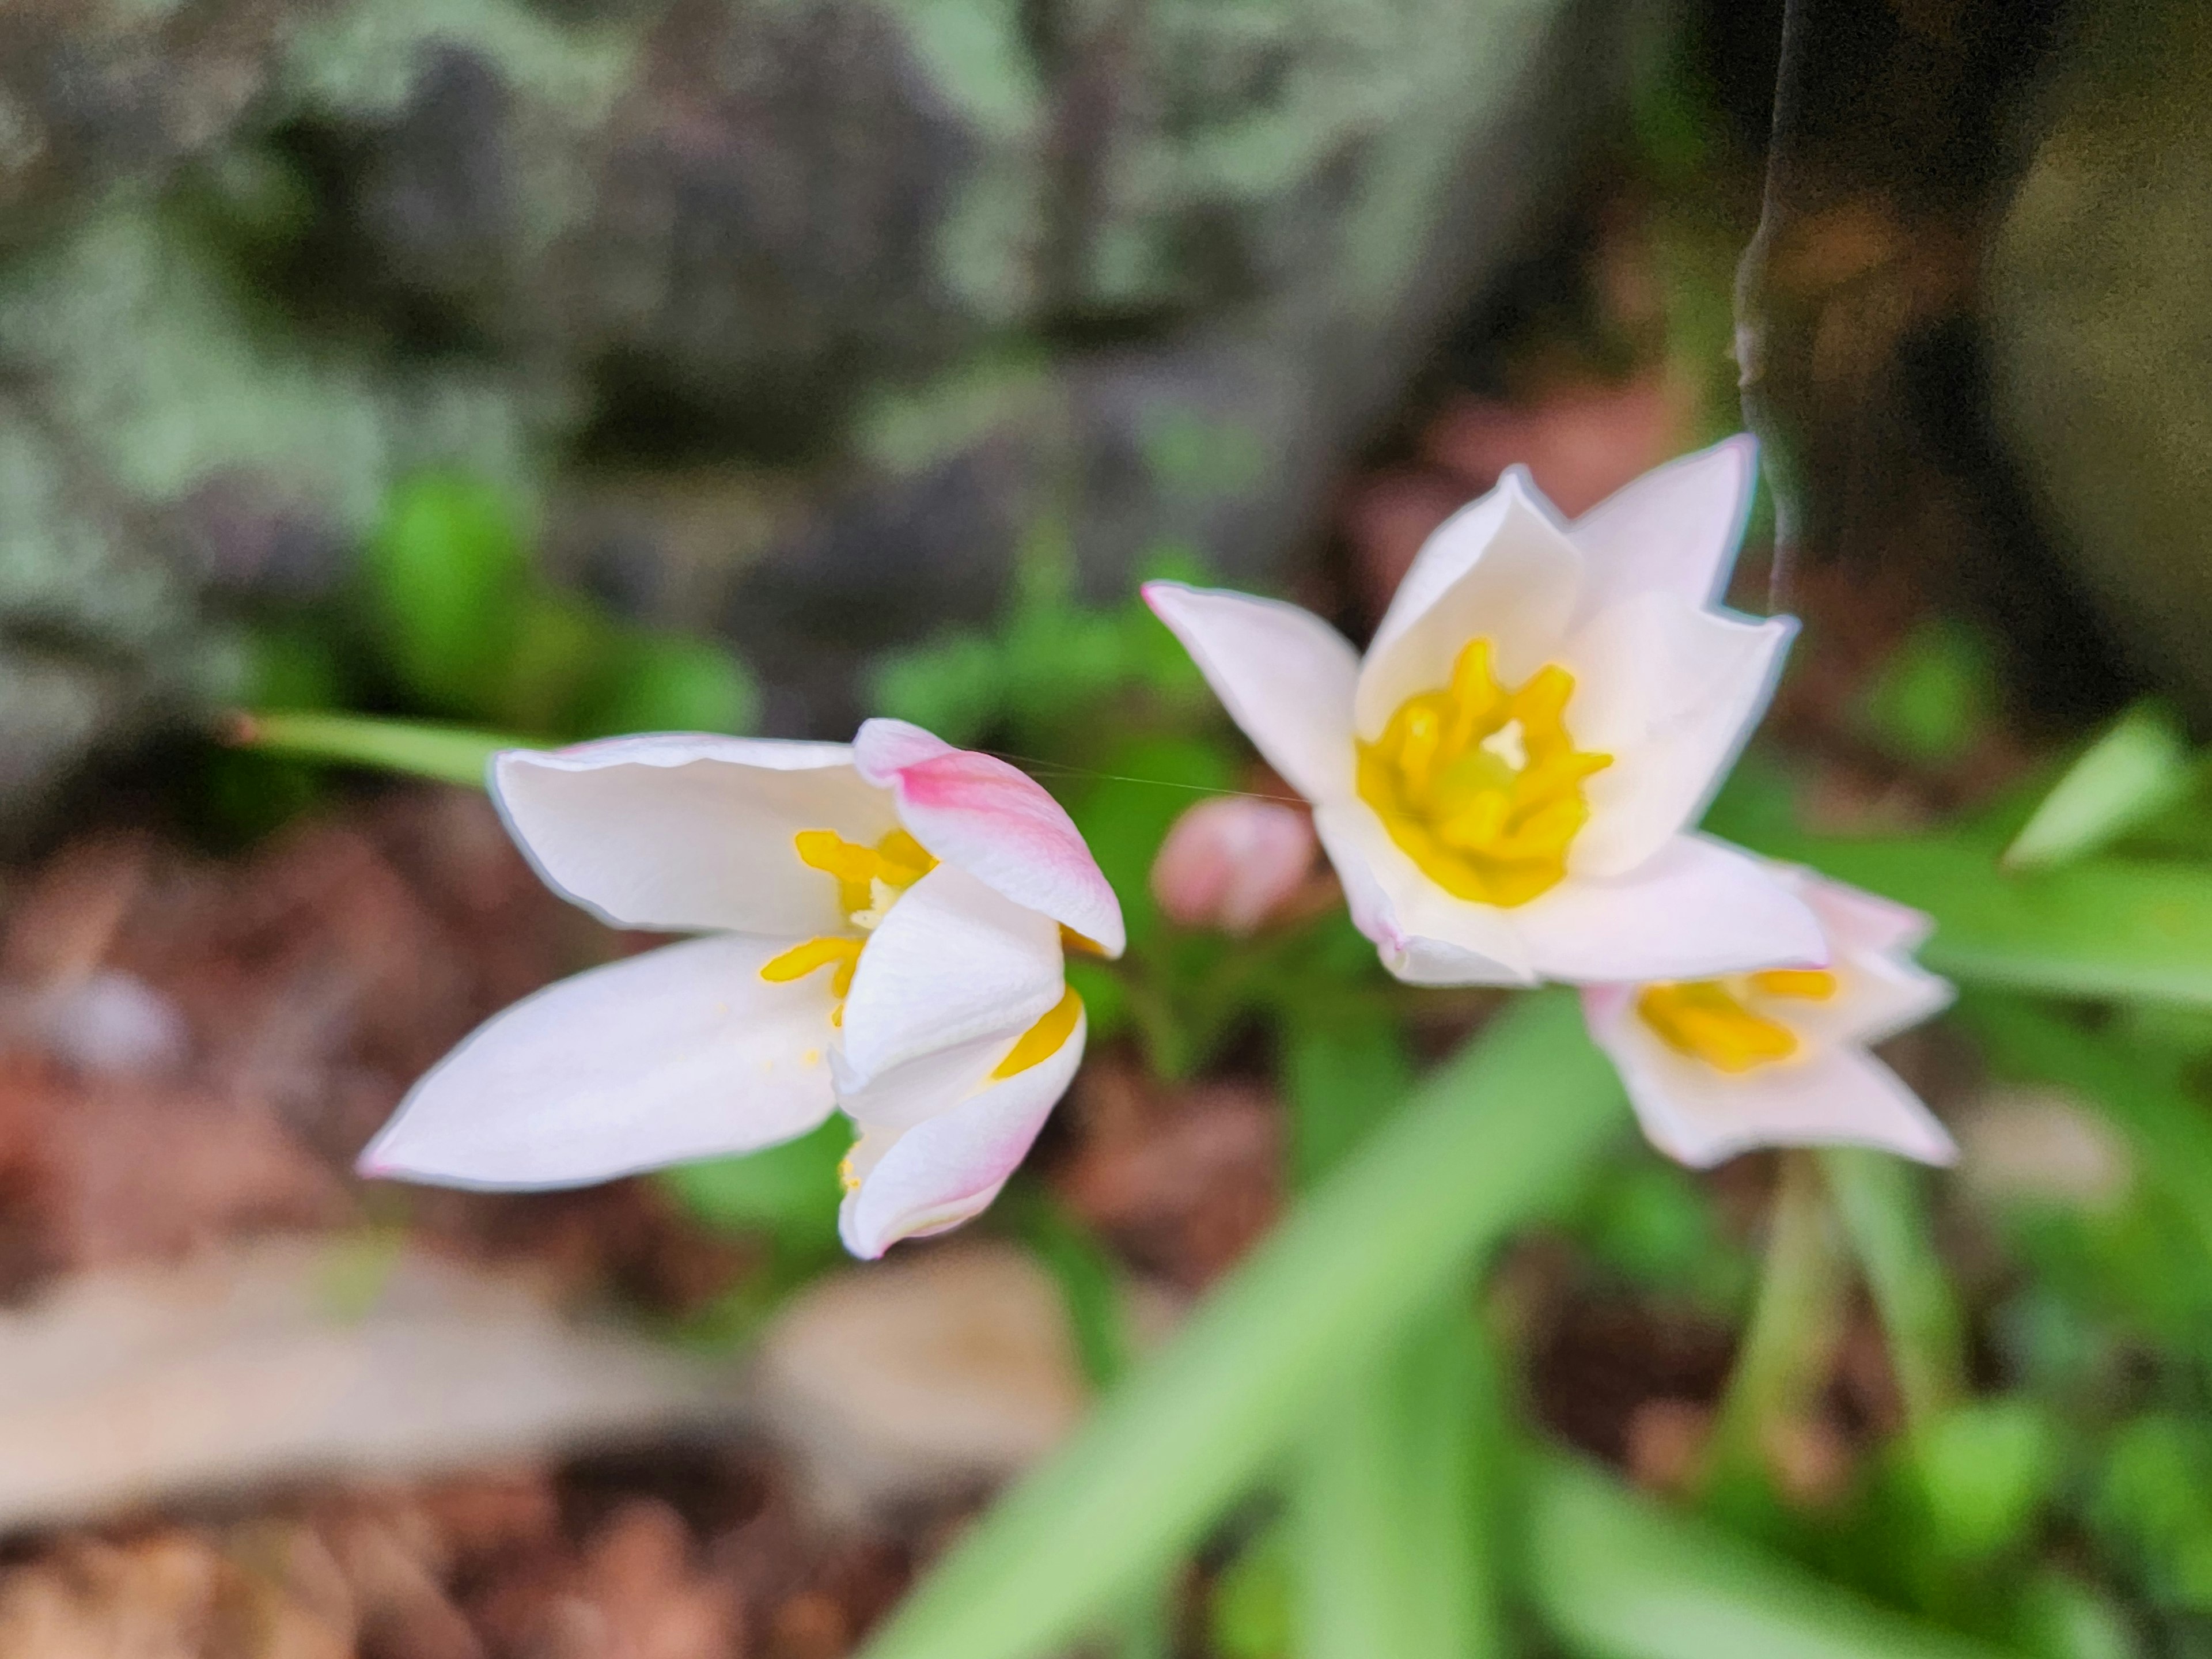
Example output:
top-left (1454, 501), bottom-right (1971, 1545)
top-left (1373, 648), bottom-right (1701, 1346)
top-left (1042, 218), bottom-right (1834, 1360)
top-left (1582, 865), bottom-right (1957, 1167)
top-left (1144, 438), bottom-right (1823, 986)
top-left (358, 718), bottom-right (1126, 1259)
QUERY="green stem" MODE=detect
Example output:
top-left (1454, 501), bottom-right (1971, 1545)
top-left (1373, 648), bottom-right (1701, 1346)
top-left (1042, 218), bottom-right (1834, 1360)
top-left (1817, 1146), bottom-right (1965, 1435)
top-left (229, 709), bottom-right (535, 788)
top-left (1705, 1152), bottom-right (1850, 1498)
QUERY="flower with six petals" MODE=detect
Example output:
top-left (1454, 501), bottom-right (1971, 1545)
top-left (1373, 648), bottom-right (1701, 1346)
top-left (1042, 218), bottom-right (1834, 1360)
top-left (1581, 864), bottom-right (1956, 1168)
top-left (1145, 438), bottom-right (1823, 986)
top-left (357, 718), bottom-right (1125, 1259)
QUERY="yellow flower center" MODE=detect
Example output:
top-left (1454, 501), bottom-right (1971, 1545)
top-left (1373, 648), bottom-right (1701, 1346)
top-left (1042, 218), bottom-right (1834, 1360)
top-left (1635, 969), bottom-right (1839, 1074)
top-left (1355, 638), bottom-right (1613, 907)
top-left (759, 829), bottom-right (940, 1022)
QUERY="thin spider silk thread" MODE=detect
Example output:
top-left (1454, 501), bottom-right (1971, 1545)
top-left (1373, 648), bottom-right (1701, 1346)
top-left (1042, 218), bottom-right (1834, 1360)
top-left (983, 750), bottom-right (1308, 807)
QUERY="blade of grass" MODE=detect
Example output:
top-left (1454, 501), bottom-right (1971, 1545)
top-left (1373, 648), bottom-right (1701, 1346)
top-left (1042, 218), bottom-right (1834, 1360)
top-left (1527, 1450), bottom-right (2024, 1659)
top-left (2001, 703), bottom-right (2191, 872)
top-left (1745, 832), bottom-right (2212, 1007)
top-left (857, 992), bottom-right (1627, 1659)
top-left (228, 709), bottom-right (536, 789)
top-left (1297, 1300), bottom-right (1503, 1658)
top-left (1818, 1147), bottom-right (1965, 1433)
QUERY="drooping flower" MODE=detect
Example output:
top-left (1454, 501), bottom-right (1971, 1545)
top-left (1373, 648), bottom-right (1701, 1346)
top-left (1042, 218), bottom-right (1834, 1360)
top-left (1145, 437), bottom-right (1823, 986)
top-left (1581, 865), bottom-right (1956, 1166)
top-left (1150, 796), bottom-right (1317, 935)
top-left (357, 719), bottom-right (1125, 1259)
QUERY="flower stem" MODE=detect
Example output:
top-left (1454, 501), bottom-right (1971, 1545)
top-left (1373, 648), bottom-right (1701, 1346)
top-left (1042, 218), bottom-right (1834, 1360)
top-left (1817, 1146), bottom-right (1965, 1436)
top-left (1703, 1151), bottom-right (1851, 1499)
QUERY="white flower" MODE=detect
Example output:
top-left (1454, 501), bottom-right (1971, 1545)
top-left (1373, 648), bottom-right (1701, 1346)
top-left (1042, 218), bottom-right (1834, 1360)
top-left (1144, 438), bottom-right (1823, 986)
top-left (357, 718), bottom-right (1126, 1259)
top-left (1582, 865), bottom-right (1957, 1167)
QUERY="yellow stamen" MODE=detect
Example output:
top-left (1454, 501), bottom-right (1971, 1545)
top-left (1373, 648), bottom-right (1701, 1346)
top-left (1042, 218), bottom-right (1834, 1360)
top-left (1635, 968), bottom-right (1838, 1074)
top-left (1355, 637), bottom-right (1611, 907)
top-left (1060, 925), bottom-right (1108, 957)
top-left (760, 935), bottom-right (864, 996)
top-left (990, 987), bottom-right (1083, 1080)
top-left (838, 1152), bottom-right (861, 1194)
top-left (795, 828), bottom-right (938, 915)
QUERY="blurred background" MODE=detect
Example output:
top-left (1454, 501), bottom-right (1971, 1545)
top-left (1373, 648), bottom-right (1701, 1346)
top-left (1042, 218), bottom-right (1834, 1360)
top-left (5, 0), bottom-right (2212, 1653)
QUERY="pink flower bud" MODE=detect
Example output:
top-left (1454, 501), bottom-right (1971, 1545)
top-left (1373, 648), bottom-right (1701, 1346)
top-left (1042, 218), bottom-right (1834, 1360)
top-left (1150, 797), bottom-right (1317, 935)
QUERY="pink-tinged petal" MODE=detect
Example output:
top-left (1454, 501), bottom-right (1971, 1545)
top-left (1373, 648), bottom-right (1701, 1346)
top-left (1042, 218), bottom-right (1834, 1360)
top-left (1513, 834), bottom-right (1825, 984)
top-left (359, 934), bottom-right (838, 1189)
top-left (493, 736), bottom-right (897, 935)
top-left (837, 862), bottom-right (1065, 1090)
top-left (1567, 434), bottom-right (1760, 611)
top-left (1584, 986), bottom-right (1955, 1168)
top-left (1312, 802), bottom-right (1535, 985)
top-left (854, 718), bottom-right (1126, 957)
top-left (1140, 584), bottom-right (1361, 805)
top-left (1558, 594), bottom-right (1795, 877)
top-left (1355, 471), bottom-right (1586, 738)
top-left (1150, 797), bottom-right (1317, 934)
top-left (838, 1006), bottom-right (1087, 1259)
top-left (1779, 870), bottom-right (1955, 1051)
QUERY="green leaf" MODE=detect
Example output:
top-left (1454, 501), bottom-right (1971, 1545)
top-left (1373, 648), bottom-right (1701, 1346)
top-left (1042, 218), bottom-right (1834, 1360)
top-left (855, 993), bottom-right (1628, 1659)
top-left (1910, 1399), bottom-right (2059, 1563)
top-left (1527, 1452), bottom-right (2027, 1659)
top-left (580, 634), bottom-right (762, 738)
top-left (660, 1116), bottom-right (850, 1256)
top-left (232, 710), bottom-right (535, 789)
top-left (2003, 703), bottom-right (2192, 872)
top-left (363, 472), bottom-right (531, 713)
top-left (1747, 834), bottom-right (2212, 1007)
top-left (1860, 620), bottom-right (1996, 767)
top-left (1296, 1302), bottom-right (1505, 1659)
top-left (1278, 1007), bottom-right (1414, 1189)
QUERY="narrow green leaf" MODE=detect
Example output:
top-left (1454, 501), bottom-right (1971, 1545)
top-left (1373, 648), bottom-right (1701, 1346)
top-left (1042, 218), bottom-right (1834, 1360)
top-left (857, 993), bottom-right (1627, 1659)
top-left (1747, 834), bottom-right (2212, 1008)
top-left (230, 710), bottom-right (536, 790)
top-left (2003, 703), bottom-right (2192, 872)
top-left (1819, 1147), bottom-right (1966, 1432)
top-left (1527, 1452), bottom-right (2024, 1659)
top-left (1297, 1302), bottom-right (1502, 1659)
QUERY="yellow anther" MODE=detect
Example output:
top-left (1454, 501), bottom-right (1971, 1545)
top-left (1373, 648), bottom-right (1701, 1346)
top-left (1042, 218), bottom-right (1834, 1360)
top-left (1059, 924), bottom-right (1108, 957)
top-left (794, 828), bottom-right (939, 918)
top-left (1355, 637), bottom-right (1611, 907)
top-left (760, 934), bottom-right (863, 1001)
top-left (990, 986), bottom-right (1084, 1080)
top-left (1637, 980), bottom-right (1800, 1073)
top-left (838, 1152), bottom-right (861, 1194)
top-left (1749, 968), bottom-right (1839, 1000)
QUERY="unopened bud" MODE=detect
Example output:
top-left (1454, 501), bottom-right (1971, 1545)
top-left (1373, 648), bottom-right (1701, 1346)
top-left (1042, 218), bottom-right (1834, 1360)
top-left (1150, 797), bottom-right (1316, 935)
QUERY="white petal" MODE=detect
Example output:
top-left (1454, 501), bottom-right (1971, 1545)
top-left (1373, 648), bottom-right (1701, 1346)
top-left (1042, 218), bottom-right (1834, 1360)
top-left (837, 862), bottom-right (1064, 1088)
top-left (1568, 434), bottom-right (1759, 611)
top-left (853, 718), bottom-right (1126, 956)
top-left (1312, 802), bottom-right (1535, 985)
top-left (1585, 987), bottom-right (1955, 1168)
top-left (1512, 834), bottom-right (1827, 984)
top-left (838, 1006), bottom-right (1086, 1259)
top-left (493, 737), bottom-right (897, 935)
top-left (1141, 584), bottom-right (1362, 804)
top-left (1782, 870), bottom-right (1955, 1050)
top-left (359, 934), bottom-right (838, 1189)
top-left (1559, 594), bottom-right (1794, 877)
top-left (1354, 472), bottom-right (1585, 738)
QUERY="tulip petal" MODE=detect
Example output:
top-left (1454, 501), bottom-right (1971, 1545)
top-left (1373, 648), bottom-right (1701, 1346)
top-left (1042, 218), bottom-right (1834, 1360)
top-left (1312, 802), bottom-right (1535, 985)
top-left (1781, 872), bottom-right (1955, 1050)
top-left (1355, 472), bottom-right (1585, 737)
top-left (838, 862), bottom-right (1065, 1088)
top-left (493, 737), bottom-right (898, 935)
top-left (1584, 986), bottom-right (1956, 1168)
top-left (1559, 593), bottom-right (1795, 877)
top-left (1512, 834), bottom-right (1827, 983)
top-left (838, 1005), bottom-right (1087, 1259)
top-left (854, 718), bottom-right (1127, 957)
top-left (1568, 434), bottom-right (1759, 610)
top-left (359, 934), bottom-right (839, 1188)
top-left (1139, 584), bottom-right (1362, 805)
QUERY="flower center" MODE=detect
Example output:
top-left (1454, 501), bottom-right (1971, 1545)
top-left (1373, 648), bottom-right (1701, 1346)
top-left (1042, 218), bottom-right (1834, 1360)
top-left (759, 829), bottom-right (939, 1022)
top-left (1354, 638), bottom-right (1613, 907)
top-left (1636, 969), bottom-right (1838, 1074)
